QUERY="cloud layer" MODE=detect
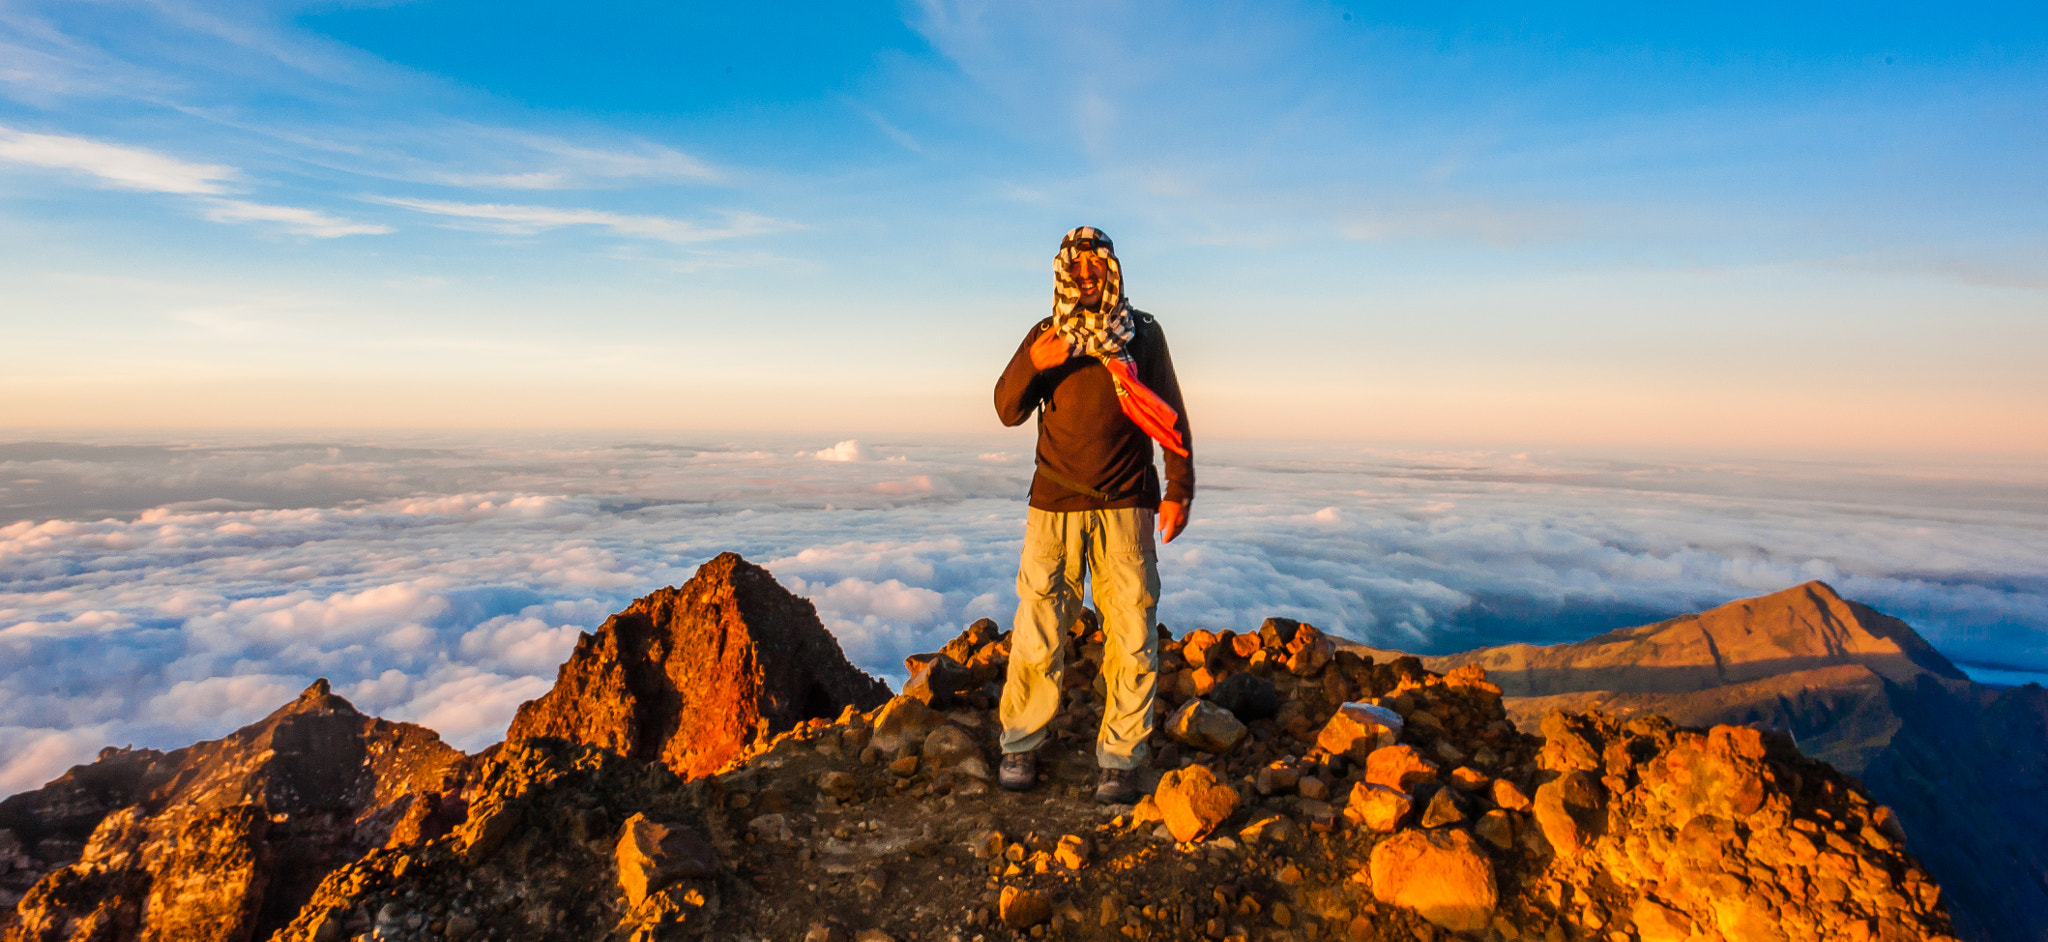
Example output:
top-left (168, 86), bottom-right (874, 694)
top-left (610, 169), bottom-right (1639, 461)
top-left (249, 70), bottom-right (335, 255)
top-left (2, 435), bottom-right (2044, 797)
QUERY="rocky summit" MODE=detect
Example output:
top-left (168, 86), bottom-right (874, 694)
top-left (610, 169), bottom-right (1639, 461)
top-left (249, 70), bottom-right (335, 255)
top-left (506, 552), bottom-right (892, 779)
top-left (1, 559), bottom-right (1964, 942)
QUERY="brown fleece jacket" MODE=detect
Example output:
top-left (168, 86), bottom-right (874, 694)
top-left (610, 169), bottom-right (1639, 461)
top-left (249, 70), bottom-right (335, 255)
top-left (994, 311), bottom-right (1194, 512)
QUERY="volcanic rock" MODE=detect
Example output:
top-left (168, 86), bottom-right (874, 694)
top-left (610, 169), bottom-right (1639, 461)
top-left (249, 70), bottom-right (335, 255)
top-left (1153, 764), bottom-right (1239, 843)
top-left (506, 552), bottom-right (890, 779)
top-left (1533, 768), bottom-right (1605, 855)
top-left (1364, 745), bottom-right (1439, 792)
top-left (616, 813), bottom-right (718, 908)
top-left (1367, 827), bottom-right (1499, 932)
top-left (1341, 783), bottom-right (1413, 832)
top-left (1313, 702), bottom-right (1403, 760)
top-left (1207, 673), bottom-right (1279, 721)
top-left (1164, 699), bottom-right (1247, 753)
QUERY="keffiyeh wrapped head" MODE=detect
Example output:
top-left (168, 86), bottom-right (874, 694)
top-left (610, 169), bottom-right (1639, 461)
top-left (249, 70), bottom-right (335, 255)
top-left (1052, 226), bottom-right (1133, 358)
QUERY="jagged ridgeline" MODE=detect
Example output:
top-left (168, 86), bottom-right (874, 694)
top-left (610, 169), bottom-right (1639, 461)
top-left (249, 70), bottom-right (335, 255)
top-left (0, 554), bottom-right (1976, 942)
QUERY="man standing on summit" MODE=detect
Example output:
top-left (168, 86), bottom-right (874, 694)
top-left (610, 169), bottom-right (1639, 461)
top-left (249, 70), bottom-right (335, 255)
top-left (992, 226), bottom-right (1194, 804)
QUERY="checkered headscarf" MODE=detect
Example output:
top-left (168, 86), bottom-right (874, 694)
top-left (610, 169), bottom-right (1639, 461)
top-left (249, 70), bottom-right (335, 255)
top-left (1051, 226), bottom-right (1134, 360)
top-left (1045, 226), bottom-right (1189, 458)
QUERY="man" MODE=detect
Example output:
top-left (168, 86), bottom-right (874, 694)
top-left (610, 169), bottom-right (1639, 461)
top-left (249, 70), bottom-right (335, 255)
top-left (992, 226), bottom-right (1194, 804)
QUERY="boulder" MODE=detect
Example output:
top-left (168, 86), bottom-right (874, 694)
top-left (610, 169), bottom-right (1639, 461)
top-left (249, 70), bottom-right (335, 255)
top-left (1533, 769), bottom-right (1606, 855)
top-left (1368, 828), bottom-right (1499, 932)
top-left (1342, 784), bottom-right (1412, 832)
top-left (1364, 745), bottom-right (1440, 792)
top-left (1284, 625), bottom-right (1335, 676)
top-left (506, 553), bottom-right (891, 779)
top-left (868, 697), bottom-right (944, 758)
top-left (902, 654), bottom-right (976, 709)
top-left (940, 618), bottom-right (1001, 667)
top-left (1258, 617), bottom-right (1301, 649)
top-left (1154, 764), bottom-right (1240, 843)
top-left (1208, 673), bottom-right (1280, 721)
top-left (615, 814), bottom-right (718, 909)
top-left (921, 725), bottom-right (990, 780)
top-left (1165, 699), bottom-right (1248, 754)
top-left (1314, 703), bottom-right (1404, 760)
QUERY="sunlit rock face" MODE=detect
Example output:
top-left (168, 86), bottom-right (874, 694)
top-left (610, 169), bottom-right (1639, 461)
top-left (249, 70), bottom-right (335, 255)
top-left (1, 681), bottom-right (463, 941)
top-left (506, 551), bottom-right (892, 779)
top-left (1380, 581), bottom-right (2045, 942)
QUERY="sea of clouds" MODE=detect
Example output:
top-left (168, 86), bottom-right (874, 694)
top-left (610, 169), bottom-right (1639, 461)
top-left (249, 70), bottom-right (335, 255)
top-left (3, 434), bottom-right (2045, 797)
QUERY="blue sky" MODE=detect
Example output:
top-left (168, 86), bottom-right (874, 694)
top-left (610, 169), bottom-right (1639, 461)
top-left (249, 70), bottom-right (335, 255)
top-left (1, 1), bottom-right (2043, 451)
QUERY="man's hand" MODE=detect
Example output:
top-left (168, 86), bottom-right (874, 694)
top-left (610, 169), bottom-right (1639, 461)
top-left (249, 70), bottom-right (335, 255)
top-left (1029, 326), bottom-right (1074, 372)
top-left (1158, 500), bottom-right (1188, 544)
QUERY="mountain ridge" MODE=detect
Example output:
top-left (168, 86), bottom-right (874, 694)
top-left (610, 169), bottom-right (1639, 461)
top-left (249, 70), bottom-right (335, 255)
top-left (0, 565), bottom-right (1973, 941)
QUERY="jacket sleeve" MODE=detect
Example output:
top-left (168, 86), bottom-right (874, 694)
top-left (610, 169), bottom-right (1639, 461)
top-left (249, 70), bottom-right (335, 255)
top-left (1144, 321), bottom-right (1196, 505)
top-left (994, 320), bottom-right (1052, 427)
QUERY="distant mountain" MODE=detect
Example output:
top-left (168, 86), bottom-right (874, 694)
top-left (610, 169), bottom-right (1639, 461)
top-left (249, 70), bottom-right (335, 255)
top-left (1353, 582), bottom-right (2047, 942)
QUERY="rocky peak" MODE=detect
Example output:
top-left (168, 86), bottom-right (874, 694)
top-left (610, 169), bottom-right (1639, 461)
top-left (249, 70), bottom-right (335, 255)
top-left (1, 685), bottom-right (464, 941)
top-left (506, 551), bottom-right (892, 779)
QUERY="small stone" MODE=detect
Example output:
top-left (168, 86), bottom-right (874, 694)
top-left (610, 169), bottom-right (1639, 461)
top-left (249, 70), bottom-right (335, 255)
top-left (1056, 834), bottom-right (1091, 870)
top-left (1343, 783), bottom-right (1413, 832)
top-left (804, 923), bottom-right (845, 942)
top-left (1167, 699), bottom-right (1250, 753)
top-left (1272, 902), bottom-right (1295, 927)
top-left (1277, 865), bottom-right (1303, 885)
top-left (1473, 810), bottom-right (1514, 850)
top-left (1419, 788), bottom-right (1467, 828)
top-left (1490, 779), bottom-right (1531, 812)
top-left (818, 771), bottom-right (858, 801)
top-left (1449, 767), bottom-right (1489, 792)
top-left (1296, 775), bottom-right (1329, 801)
top-left (889, 755), bottom-right (920, 777)
top-left (1254, 765), bottom-right (1300, 796)
top-left (747, 813), bottom-right (794, 844)
top-left (1001, 886), bottom-right (1054, 929)
top-left (1239, 814), bottom-right (1300, 845)
top-left (1155, 764), bottom-right (1240, 842)
top-left (1365, 745), bottom-right (1440, 792)
top-left (969, 829), bottom-right (1005, 859)
top-left (1369, 828), bottom-right (1499, 932)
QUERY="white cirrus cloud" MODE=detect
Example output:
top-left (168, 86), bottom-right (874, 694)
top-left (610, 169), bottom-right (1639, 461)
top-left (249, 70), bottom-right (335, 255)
top-left (0, 125), bottom-right (235, 194)
top-left (373, 196), bottom-right (789, 244)
top-left (199, 198), bottom-right (391, 237)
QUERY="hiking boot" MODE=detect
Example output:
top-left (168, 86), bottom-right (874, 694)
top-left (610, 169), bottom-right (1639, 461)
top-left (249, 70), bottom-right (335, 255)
top-left (1095, 767), bottom-right (1139, 805)
top-left (998, 750), bottom-right (1038, 791)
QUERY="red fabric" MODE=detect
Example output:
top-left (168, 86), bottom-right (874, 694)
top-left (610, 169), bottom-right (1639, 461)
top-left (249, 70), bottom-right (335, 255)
top-left (1101, 358), bottom-right (1189, 458)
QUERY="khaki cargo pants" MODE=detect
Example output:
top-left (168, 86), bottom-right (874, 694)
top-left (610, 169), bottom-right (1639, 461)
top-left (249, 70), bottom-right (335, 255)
top-left (999, 505), bottom-right (1160, 770)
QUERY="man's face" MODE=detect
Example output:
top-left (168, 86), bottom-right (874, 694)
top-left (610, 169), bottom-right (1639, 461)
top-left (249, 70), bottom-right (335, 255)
top-left (1068, 252), bottom-right (1107, 307)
